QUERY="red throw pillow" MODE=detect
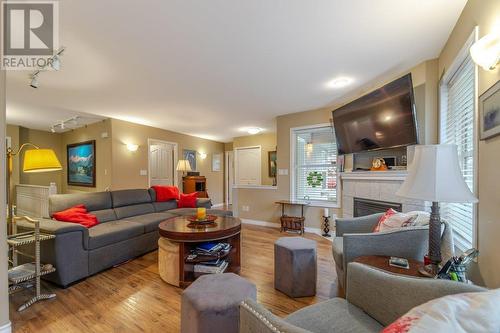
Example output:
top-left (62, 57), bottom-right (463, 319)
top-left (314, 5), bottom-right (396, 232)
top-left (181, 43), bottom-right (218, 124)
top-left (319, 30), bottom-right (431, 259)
top-left (52, 204), bottom-right (99, 228)
top-left (372, 208), bottom-right (397, 232)
top-left (152, 185), bottom-right (180, 202)
top-left (177, 192), bottom-right (198, 208)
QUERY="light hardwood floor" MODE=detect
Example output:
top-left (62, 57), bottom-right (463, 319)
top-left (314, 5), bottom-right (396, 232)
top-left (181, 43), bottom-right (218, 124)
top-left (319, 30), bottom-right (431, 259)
top-left (10, 224), bottom-right (336, 332)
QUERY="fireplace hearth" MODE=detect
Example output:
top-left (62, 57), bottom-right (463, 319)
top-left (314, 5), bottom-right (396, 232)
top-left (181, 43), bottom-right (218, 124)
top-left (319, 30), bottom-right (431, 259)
top-left (353, 197), bottom-right (402, 217)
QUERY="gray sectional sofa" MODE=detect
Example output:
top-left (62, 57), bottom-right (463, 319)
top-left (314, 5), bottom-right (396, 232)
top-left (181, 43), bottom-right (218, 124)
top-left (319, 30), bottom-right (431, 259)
top-left (17, 188), bottom-right (232, 287)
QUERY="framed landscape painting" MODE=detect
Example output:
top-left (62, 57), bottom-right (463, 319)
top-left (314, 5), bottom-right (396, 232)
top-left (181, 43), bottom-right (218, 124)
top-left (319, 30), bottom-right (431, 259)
top-left (480, 80), bottom-right (500, 140)
top-left (67, 140), bottom-right (96, 187)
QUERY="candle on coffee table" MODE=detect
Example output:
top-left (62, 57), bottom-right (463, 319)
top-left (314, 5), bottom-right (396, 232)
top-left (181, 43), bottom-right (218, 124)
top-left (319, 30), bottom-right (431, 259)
top-left (197, 207), bottom-right (207, 220)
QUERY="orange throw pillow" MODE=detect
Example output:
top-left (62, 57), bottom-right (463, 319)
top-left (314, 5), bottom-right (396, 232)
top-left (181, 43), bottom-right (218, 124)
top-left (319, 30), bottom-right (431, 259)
top-left (52, 204), bottom-right (99, 228)
top-left (372, 208), bottom-right (397, 232)
top-left (152, 185), bottom-right (180, 202)
top-left (178, 192), bottom-right (198, 208)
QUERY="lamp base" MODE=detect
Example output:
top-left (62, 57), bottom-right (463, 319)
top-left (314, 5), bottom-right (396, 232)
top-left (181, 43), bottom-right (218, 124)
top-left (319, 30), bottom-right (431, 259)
top-left (418, 263), bottom-right (440, 277)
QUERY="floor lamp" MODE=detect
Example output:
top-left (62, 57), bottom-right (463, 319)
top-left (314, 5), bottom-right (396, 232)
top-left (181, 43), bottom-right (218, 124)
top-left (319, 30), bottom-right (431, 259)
top-left (6, 143), bottom-right (62, 234)
top-left (396, 145), bottom-right (478, 276)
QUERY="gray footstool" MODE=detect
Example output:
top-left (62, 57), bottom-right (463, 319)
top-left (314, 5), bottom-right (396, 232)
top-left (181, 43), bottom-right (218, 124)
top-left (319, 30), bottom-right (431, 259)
top-left (274, 237), bottom-right (317, 297)
top-left (181, 273), bottom-right (257, 333)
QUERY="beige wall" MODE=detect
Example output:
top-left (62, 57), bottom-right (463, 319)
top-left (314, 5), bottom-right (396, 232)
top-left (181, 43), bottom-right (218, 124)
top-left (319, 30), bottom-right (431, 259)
top-left (438, 0), bottom-right (500, 288)
top-left (233, 132), bottom-right (277, 186)
top-left (110, 119), bottom-right (225, 205)
top-left (61, 120), bottom-right (112, 193)
top-left (16, 127), bottom-right (63, 192)
top-left (234, 61), bottom-right (437, 229)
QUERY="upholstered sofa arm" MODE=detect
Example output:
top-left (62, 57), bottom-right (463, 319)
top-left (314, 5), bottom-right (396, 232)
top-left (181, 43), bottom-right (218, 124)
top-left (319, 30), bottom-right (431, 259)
top-left (196, 198), bottom-right (212, 209)
top-left (343, 227), bottom-right (429, 266)
top-left (15, 217), bottom-right (89, 237)
top-left (346, 262), bottom-right (486, 327)
top-left (240, 299), bottom-right (311, 333)
top-left (335, 213), bottom-right (383, 236)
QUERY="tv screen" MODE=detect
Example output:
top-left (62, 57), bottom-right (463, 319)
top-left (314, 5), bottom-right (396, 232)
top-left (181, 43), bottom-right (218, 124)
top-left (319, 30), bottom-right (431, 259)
top-left (332, 74), bottom-right (418, 155)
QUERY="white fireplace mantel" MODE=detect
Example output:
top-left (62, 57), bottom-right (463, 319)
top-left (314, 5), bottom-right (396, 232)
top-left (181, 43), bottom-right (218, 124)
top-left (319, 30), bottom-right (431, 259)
top-left (340, 171), bottom-right (428, 218)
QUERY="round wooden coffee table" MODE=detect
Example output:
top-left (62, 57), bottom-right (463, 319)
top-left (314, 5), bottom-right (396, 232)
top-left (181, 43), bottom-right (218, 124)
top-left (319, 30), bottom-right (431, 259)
top-left (158, 215), bottom-right (241, 288)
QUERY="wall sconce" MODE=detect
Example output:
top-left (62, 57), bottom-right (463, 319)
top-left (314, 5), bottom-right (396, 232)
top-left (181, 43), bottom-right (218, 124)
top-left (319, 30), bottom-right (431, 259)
top-left (126, 143), bottom-right (139, 152)
top-left (199, 152), bottom-right (207, 159)
top-left (470, 32), bottom-right (500, 71)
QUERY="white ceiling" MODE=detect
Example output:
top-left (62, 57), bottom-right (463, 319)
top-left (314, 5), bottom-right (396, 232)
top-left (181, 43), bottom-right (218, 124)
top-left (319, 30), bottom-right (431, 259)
top-left (6, 0), bottom-right (467, 142)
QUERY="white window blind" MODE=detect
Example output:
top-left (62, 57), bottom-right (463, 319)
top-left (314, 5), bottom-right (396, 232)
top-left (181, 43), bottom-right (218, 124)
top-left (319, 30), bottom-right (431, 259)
top-left (293, 126), bottom-right (338, 204)
top-left (440, 51), bottom-right (476, 252)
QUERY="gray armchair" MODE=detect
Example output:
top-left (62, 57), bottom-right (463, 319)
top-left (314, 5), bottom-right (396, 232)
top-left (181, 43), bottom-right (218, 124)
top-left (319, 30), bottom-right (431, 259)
top-left (332, 213), bottom-right (429, 290)
top-left (239, 262), bottom-right (485, 333)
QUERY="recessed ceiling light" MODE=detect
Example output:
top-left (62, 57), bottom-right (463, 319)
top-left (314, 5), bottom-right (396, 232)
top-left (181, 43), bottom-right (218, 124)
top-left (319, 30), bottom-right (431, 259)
top-left (326, 77), bottom-right (353, 89)
top-left (247, 127), bottom-right (262, 135)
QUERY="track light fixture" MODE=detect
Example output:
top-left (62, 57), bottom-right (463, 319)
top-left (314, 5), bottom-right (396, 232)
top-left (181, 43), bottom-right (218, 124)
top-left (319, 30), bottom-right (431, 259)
top-left (49, 116), bottom-right (80, 133)
top-left (29, 46), bottom-right (66, 88)
top-left (30, 72), bottom-right (40, 88)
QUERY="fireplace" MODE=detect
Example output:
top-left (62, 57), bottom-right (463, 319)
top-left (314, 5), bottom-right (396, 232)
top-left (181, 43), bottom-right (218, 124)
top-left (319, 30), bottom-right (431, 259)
top-left (353, 197), bottom-right (402, 217)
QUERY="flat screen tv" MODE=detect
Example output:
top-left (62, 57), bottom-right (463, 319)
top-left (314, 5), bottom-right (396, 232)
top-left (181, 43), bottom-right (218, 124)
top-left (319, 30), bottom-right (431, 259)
top-left (332, 73), bottom-right (418, 155)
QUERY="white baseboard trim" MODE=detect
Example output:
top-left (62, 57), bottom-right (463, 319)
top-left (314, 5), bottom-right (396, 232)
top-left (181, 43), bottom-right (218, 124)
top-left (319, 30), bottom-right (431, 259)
top-left (241, 219), bottom-right (279, 228)
top-left (0, 322), bottom-right (12, 333)
top-left (241, 219), bottom-right (333, 240)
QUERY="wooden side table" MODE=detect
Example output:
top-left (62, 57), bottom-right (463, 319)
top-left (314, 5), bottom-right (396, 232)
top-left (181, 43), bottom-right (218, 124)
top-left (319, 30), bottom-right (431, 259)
top-left (275, 200), bottom-right (309, 235)
top-left (354, 255), bottom-right (426, 278)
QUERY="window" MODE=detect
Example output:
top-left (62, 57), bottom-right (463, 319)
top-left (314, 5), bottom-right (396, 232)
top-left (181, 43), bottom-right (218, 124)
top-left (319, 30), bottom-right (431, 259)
top-left (292, 125), bottom-right (339, 205)
top-left (439, 31), bottom-right (477, 252)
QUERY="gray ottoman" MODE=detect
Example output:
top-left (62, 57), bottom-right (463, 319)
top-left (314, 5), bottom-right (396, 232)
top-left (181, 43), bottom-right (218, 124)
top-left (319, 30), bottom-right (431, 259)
top-left (181, 273), bottom-right (257, 333)
top-left (274, 237), bottom-right (317, 297)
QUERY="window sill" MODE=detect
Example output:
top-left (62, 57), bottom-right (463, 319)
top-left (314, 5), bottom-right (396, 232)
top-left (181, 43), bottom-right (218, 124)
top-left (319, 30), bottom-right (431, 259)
top-left (293, 200), bottom-right (340, 209)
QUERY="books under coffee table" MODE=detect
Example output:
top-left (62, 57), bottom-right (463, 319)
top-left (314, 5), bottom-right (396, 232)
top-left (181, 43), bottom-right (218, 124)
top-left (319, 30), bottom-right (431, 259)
top-left (158, 215), bottom-right (241, 288)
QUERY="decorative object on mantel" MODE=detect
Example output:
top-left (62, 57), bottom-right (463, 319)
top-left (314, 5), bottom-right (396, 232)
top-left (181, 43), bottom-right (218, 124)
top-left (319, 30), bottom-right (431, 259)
top-left (396, 145), bottom-right (478, 277)
top-left (479, 79), bottom-right (500, 140)
top-left (370, 157), bottom-right (388, 171)
top-left (276, 200), bottom-right (309, 235)
top-left (322, 207), bottom-right (331, 237)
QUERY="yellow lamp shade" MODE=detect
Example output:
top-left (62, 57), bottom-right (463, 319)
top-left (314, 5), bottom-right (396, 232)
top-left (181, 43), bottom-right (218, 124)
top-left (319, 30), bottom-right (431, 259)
top-left (23, 149), bottom-right (62, 173)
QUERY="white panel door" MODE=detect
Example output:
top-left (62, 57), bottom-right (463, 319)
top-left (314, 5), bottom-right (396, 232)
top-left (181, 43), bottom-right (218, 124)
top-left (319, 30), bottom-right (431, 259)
top-left (149, 141), bottom-right (176, 186)
top-left (235, 147), bottom-right (261, 185)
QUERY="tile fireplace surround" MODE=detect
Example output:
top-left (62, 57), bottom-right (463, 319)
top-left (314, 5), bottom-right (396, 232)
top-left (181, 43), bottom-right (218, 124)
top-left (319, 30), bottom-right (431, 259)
top-left (340, 171), bottom-right (428, 218)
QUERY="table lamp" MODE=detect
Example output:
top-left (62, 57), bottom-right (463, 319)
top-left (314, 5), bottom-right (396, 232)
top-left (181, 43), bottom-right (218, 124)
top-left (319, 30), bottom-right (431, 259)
top-left (6, 143), bottom-right (62, 233)
top-left (176, 159), bottom-right (192, 176)
top-left (396, 145), bottom-right (478, 276)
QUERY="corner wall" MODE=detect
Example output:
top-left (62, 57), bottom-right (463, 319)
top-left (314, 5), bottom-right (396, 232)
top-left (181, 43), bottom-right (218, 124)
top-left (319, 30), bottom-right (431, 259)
top-left (110, 119), bottom-right (225, 205)
top-left (234, 60), bottom-right (439, 228)
top-left (438, 0), bottom-right (500, 288)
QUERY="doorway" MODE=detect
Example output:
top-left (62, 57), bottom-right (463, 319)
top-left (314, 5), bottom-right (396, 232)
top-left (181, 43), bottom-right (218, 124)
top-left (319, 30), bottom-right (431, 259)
top-left (148, 139), bottom-right (178, 187)
top-left (234, 146), bottom-right (261, 186)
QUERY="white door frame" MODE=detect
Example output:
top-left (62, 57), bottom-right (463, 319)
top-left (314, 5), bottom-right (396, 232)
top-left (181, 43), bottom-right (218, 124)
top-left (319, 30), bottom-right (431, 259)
top-left (147, 138), bottom-right (178, 187)
top-left (234, 145), bottom-right (261, 185)
top-left (225, 150), bottom-right (234, 204)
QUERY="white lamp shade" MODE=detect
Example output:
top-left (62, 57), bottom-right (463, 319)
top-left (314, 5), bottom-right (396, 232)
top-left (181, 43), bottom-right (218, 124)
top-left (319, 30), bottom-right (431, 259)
top-left (176, 159), bottom-right (192, 172)
top-left (396, 145), bottom-right (478, 203)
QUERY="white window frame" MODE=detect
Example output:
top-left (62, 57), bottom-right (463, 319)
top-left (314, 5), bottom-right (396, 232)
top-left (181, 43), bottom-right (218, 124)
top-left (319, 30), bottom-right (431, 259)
top-left (438, 27), bottom-right (479, 251)
top-left (290, 123), bottom-right (341, 208)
